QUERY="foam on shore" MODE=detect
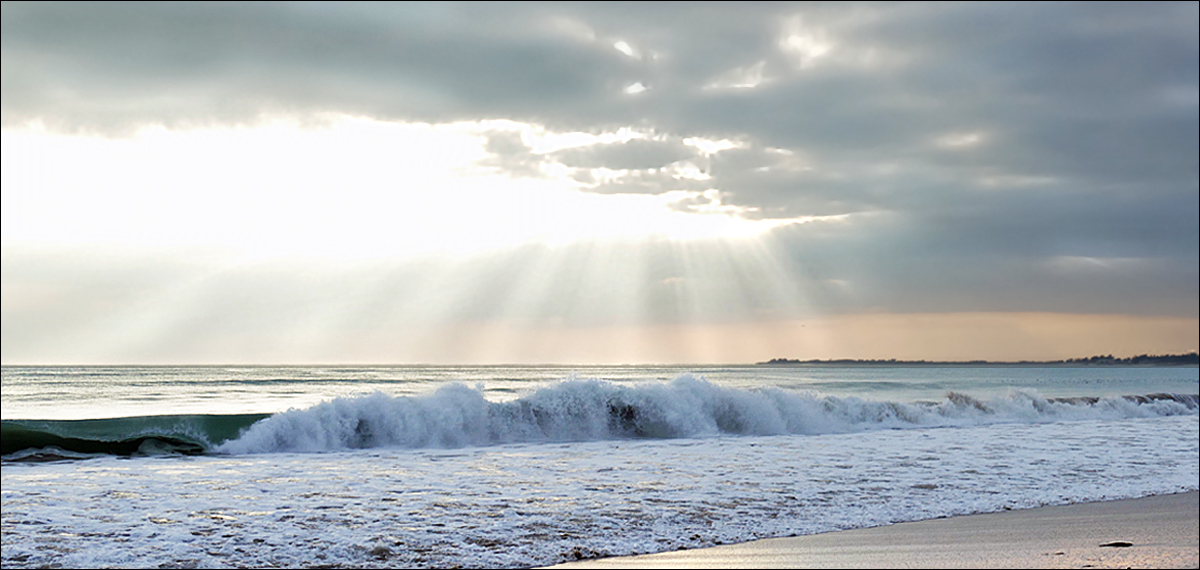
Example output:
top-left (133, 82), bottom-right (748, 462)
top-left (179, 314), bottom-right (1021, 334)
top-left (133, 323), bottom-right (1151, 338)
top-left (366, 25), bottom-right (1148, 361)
top-left (548, 491), bottom-right (1200, 569)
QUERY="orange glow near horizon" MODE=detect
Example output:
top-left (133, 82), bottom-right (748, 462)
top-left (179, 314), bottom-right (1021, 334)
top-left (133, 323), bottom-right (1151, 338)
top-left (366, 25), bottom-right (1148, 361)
top-left (4, 312), bottom-right (1192, 366)
top-left (383, 312), bottom-right (1200, 365)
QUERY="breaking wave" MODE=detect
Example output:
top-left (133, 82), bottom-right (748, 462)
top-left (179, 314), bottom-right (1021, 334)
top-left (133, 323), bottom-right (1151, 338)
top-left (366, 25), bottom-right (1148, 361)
top-left (5, 375), bottom-right (1194, 459)
top-left (215, 375), bottom-right (1198, 454)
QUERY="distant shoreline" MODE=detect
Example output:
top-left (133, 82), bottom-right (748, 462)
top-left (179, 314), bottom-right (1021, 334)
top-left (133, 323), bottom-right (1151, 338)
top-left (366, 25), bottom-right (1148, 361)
top-left (757, 352), bottom-right (1199, 367)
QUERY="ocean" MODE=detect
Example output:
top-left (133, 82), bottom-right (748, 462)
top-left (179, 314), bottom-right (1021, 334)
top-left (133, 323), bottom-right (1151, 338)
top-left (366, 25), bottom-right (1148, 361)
top-left (2, 365), bottom-right (1197, 568)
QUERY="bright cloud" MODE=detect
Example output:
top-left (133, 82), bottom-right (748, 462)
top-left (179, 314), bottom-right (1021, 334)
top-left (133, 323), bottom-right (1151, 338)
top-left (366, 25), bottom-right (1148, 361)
top-left (1, 117), bottom-right (796, 261)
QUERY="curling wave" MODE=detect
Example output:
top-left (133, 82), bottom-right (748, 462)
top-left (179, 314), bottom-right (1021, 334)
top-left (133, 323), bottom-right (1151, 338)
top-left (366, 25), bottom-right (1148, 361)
top-left (1, 413), bottom-right (269, 460)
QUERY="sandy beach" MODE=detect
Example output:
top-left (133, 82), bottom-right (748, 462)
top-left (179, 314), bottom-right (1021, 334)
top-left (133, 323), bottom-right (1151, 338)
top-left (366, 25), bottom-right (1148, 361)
top-left (548, 491), bottom-right (1199, 569)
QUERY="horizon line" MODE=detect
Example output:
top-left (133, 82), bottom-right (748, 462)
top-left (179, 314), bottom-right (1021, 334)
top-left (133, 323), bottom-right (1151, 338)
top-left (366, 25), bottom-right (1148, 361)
top-left (3, 351), bottom-right (1197, 368)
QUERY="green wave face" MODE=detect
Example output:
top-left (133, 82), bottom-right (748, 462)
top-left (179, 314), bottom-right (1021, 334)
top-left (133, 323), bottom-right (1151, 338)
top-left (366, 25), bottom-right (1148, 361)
top-left (1, 413), bottom-right (270, 458)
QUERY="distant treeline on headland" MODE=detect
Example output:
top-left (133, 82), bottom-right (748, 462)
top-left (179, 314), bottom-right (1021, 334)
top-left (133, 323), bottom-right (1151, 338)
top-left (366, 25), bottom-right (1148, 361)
top-left (758, 352), bottom-right (1199, 366)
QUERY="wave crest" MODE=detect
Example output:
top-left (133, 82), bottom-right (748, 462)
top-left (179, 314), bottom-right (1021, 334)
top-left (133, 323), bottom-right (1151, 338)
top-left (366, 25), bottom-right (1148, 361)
top-left (217, 375), bottom-right (1198, 454)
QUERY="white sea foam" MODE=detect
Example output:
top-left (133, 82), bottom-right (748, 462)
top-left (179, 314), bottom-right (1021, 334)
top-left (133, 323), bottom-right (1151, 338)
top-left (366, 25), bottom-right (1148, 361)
top-left (2, 414), bottom-right (1196, 569)
top-left (217, 375), bottom-right (1197, 454)
top-left (3, 367), bottom-right (1197, 569)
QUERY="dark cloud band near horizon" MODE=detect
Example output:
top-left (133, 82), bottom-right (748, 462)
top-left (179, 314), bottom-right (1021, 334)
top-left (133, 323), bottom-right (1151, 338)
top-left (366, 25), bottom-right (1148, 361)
top-left (1, 2), bottom-right (1196, 363)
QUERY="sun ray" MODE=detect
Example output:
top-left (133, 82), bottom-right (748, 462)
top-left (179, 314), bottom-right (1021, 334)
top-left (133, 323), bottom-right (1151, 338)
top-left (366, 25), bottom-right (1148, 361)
top-left (5, 116), bottom-right (847, 364)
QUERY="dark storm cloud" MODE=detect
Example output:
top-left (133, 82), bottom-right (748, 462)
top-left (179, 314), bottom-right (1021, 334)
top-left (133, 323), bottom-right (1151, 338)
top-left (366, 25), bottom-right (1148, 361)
top-left (3, 1), bottom-right (1196, 318)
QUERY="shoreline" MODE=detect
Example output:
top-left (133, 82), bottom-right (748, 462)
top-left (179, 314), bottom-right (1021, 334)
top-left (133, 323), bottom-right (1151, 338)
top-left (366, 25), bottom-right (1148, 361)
top-left (546, 491), bottom-right (1199, 569)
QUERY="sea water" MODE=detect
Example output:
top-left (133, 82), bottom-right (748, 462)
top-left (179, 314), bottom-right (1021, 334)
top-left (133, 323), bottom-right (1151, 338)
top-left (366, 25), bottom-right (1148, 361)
top-left (2, 366), bottom-right (1197, 568)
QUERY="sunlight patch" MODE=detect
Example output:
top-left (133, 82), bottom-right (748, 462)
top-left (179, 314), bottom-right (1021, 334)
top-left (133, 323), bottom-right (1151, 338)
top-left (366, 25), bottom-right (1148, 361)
top-left (624, 82), bottom-right (649, 95)
top-left (705, 61), bottom-right (768, 90)
top-left (935, 131), bottom-right (985, 149)
top-left (780, 16), bottom-right (833, 68)
top-left (2, 116), bottom-right (806, 263)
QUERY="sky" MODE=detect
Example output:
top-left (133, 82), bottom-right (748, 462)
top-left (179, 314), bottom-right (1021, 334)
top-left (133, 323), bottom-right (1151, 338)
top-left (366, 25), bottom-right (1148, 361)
top-left (1, 1), bottom-right (1197, 365)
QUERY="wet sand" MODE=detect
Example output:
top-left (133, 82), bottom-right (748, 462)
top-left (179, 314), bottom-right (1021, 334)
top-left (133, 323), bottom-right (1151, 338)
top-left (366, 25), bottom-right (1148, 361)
top-left (548, 491), bottom-right (1199, 569)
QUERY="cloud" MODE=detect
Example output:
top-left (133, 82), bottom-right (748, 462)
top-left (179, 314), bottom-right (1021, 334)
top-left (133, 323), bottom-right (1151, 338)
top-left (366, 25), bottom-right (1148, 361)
top-left (1, 2), bottom-right (638, 131)
top-left (481, 130), bottom-right (544, 177)
top-left (3, 1), bottom-right (1197, 335)
top-left (553, 138), bottom-right (695, 171)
